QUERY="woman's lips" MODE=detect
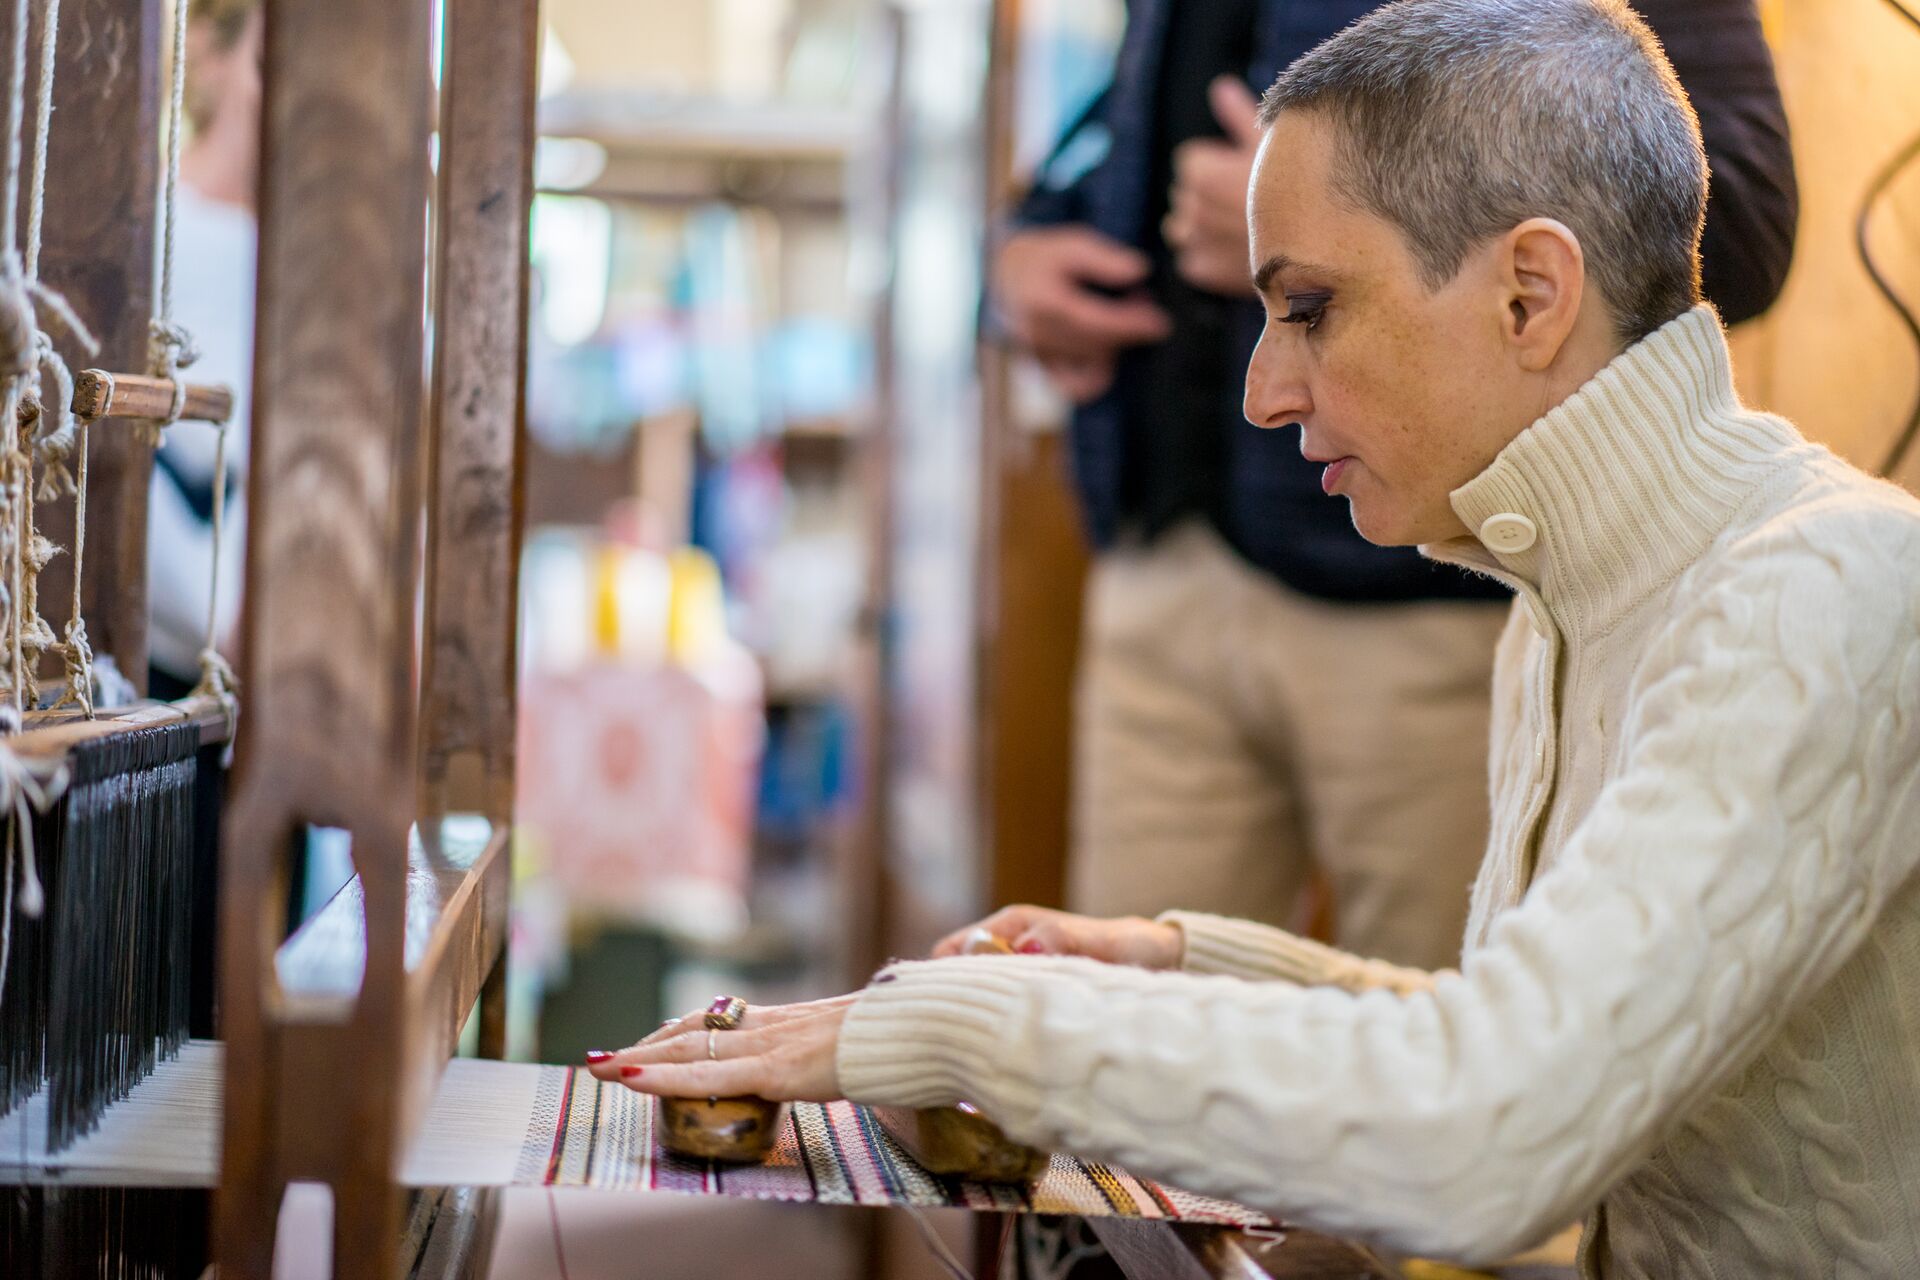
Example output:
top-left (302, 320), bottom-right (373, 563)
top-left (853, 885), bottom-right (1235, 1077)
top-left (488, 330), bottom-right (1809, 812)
top-left (1321, 457), bottom-right (1352, 494)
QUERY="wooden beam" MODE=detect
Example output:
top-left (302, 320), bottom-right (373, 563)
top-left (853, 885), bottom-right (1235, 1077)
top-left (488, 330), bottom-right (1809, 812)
top-left (27, 0), bottom-right (164, 694)
top-left (973, 0), bottom-right (1089, 924)
top-left (217, 0), bottom-right (436, 1272)
top-left (418, 0), bottom-right (539, 825)
top-left (840, 6), bottom-right (904, 987)
top-left (10, 692), bottom-right (230, 759)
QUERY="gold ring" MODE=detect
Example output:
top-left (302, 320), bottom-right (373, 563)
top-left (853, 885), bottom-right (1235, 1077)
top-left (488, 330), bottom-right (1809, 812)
top-left (704, 996), bottom-right (747, 1031)
top-left (707, 1028), bottom-right (720, 1062)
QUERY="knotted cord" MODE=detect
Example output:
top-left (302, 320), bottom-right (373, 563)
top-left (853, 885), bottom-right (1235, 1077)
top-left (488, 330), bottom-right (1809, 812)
top-left (48, 413), bottom-right (90, 713)
top-left (143, 0), bottom-right (197, 449)
top-left (147, 0), bottom-right (239, 749)
top-left (23, 0), bottom-right (93, 498)
top-left (0, 0), bottom-right (89, 973)
top-left (191, 416), bottom-right (238, 758)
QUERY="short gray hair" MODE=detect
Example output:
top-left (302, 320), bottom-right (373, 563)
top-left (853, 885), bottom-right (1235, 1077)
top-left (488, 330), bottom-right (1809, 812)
top-left (1260, 0), bottom-right (1706, 342)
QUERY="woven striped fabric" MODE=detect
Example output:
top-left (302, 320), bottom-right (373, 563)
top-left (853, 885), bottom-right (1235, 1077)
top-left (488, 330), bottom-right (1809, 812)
top-left (510, 1066), bottom-right (1270, 1225)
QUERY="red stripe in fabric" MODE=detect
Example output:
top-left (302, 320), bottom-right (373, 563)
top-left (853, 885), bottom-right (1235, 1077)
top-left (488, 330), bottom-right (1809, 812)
top-left (544, 1069), bottom-right (577, 1186)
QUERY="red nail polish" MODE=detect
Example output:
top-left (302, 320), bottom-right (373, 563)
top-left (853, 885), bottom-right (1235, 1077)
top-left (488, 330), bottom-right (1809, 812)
top-left (1017, 940), bottom-right (1045, 955)
top-left (620, 1066), bottom-right (644, 1078)
top-left (586, 1050), bottom-right (614, 1064)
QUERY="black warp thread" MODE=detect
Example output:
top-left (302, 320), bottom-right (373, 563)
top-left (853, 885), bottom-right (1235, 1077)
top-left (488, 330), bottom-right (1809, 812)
top-left (0, 721), bottom-right (202, 1155)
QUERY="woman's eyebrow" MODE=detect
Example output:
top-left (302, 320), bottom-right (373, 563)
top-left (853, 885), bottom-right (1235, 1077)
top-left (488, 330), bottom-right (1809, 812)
top-left (1253, 252), bottom-right (1341, 295)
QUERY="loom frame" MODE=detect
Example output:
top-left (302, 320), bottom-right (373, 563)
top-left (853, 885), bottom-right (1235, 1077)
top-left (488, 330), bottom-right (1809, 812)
top-left (212, 0), bottom-right (538, 1274)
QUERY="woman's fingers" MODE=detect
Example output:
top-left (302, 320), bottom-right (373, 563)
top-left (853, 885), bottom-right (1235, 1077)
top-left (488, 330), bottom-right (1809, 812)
top-left (931, 906), bottom-right (1044, 958)
top-left (613, 1004), bottom-right (850, 1102)
top-left (585, 1024), bottom-right (765, 1082)
top-left (622, 1055), bottom-right (780, 1101)
top-left (587, 996), bottom-right (857, 1082)
top-left (628, 995), bottom-right (823, 1052)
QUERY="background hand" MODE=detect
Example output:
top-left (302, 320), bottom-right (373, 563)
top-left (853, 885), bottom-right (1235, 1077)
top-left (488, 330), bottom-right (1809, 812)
top-left (1163, 77), bottom-right (1262, 297)
top-left (930, 905), bottom-right (1183, 970)
top-left (992, 224), bottom-right (1172, 404)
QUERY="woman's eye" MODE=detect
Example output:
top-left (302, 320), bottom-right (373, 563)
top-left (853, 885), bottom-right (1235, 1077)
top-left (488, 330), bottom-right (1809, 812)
top-left (1280, 292), bottom-right (1331, 332)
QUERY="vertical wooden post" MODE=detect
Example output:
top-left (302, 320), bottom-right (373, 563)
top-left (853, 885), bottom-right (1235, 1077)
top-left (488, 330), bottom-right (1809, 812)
top-left (974, 0), bottom-right (1088, 919)
top-left (839, 5), bottom-right (906, 988)
top-left (217, 0), bottom-right (434, 1273)
top-left (30, 0), bottom-right (164, 694)
top-left (420, 0), bottom-right (538, 827)
top-left (420, 0), bottom-right (540, 1063)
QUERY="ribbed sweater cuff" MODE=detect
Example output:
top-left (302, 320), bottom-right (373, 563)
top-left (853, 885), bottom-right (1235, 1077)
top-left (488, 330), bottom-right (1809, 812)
top-left (837, 956), bottom-right (1067, 1108)
top-left (1160, 910), bottom-right (1341, 986)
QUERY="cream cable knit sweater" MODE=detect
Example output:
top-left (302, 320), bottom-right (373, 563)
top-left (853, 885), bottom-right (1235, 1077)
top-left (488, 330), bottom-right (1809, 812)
top-left (836, 309), bottom-right (1920, 1277)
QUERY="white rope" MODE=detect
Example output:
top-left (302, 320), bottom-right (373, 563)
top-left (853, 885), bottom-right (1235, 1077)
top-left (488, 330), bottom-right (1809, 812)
top-left (191, 418), bottom-right (239, 760)
top-left (155, 0), bottom-right (238, 755)
top-left (141, 0), bottom-right (196, 447)
top-left (7, 443), bottom-right (21, 723)
top-left (49, 414), bottom-right (90, 714)
top-left (23, 0), bottom-right (54, 281)
top-left (0, 737), bottom-right (68, 1006)
top-left (3, 0), bottom-right (29, 261)
top-left (20, 0), bottom-right (95, 503)
top-left (0, 0), bottom-right (103, 1007)
top-left (2, 0), bottom-right (34, 725)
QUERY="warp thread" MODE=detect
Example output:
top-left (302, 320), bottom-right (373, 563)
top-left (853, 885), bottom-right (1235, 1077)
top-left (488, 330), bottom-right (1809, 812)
top-left (1, 1185), bottom-right (211, 1279)
top-left (0, 726), bottom-right (210, 1131)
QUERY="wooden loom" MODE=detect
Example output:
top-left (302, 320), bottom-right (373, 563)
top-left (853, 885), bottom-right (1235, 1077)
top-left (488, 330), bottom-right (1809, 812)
top-left (213, 0), bottom-right (537, 1272)
top-left (2, 0), bottom-right (535, 1272)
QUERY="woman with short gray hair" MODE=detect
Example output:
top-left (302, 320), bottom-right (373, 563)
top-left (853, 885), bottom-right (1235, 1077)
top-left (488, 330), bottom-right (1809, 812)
top-left (595, 4), bottom-right (1920, 1274)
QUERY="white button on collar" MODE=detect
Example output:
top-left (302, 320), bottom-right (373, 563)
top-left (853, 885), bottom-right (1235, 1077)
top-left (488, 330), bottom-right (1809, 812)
top-left (1480, 512), bottom-right (1538, 554)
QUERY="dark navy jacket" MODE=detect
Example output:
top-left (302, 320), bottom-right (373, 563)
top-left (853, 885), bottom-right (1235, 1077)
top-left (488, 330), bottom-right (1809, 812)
top-left (1013, 0), bottom-right (1797, 602)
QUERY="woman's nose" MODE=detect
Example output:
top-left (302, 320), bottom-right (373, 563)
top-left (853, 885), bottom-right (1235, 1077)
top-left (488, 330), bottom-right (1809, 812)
top-left (1243, 330), bottom-right (1312, 429)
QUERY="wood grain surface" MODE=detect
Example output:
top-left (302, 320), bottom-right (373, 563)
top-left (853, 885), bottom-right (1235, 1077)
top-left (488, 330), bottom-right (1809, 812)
top-left (419, 0), bottom-right (538, 826)
top-left (24, 0), bottom-right (163, 692)
top-left (217, 0), bottom-right (436, 1273)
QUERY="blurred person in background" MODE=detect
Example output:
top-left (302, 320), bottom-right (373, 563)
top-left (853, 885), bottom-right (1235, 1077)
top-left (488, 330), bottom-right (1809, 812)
top-left (147, 0), bottom-right (259, 699)
top-left (989, 0), bottom-right (1797, 973)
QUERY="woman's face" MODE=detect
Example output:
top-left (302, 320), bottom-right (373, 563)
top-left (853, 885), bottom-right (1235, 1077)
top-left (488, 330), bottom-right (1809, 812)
top-left (1242, 111), bottom-right (1542, 549)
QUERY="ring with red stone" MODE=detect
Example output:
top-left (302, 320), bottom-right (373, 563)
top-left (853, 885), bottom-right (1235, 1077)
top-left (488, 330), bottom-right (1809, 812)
top-left (704, 995), bottom-right (747, 1031)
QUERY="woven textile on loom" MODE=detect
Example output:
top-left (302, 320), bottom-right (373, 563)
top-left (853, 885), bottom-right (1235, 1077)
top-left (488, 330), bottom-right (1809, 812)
top-left (0, 1043), bottom-right (1269, 1227)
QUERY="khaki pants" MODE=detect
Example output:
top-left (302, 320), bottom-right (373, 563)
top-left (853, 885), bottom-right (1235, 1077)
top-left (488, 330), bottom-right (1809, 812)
top-left (1067, 522), bottom-right (1509, 970)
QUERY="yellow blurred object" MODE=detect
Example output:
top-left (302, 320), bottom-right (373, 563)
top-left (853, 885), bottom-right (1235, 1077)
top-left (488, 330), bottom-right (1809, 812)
top-left (591, 544), bottom-right (625, 656)
top-left (1402, 1221), bottom-right (1582, 1279)
top-left (1401, 1264), bottom-right (1496, 1280)
top-left (666, 544), bottom-right (729, 665)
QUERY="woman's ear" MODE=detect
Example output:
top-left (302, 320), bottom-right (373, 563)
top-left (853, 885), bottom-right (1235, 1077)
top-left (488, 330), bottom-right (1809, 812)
top-left (1502, 217), bottom-right (1585, 373)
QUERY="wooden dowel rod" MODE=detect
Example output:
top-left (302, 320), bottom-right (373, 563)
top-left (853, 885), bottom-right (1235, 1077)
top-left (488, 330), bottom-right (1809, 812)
top-left (9, 692), bottom-right (233, 760)
top-left (71, 369), bottom-right (234, 424)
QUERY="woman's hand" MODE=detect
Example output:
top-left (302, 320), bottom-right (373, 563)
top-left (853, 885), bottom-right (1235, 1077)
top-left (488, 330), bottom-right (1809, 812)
top-left (931, 905), bottom-right (1183, 970)
top-left (584, 993), bottom-right (860, 1103)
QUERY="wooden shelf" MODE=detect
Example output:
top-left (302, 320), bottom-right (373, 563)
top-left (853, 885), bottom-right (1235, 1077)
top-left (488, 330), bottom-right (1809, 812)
top-left (538, 92), bottom-right (867, 211)
top-left (540, 92), bottom-right (865, 163)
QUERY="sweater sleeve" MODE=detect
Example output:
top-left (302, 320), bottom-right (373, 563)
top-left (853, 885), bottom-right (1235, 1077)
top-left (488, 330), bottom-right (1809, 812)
top-left (1161, 910), bottom-right (1438, 996)
top-left (838, 522), bottom-right (1920, 1264)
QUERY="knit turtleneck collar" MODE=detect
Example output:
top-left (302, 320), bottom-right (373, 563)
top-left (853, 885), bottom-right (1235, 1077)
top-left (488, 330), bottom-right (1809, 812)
top-left (1424, 306), bottom-right (1809, 634)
